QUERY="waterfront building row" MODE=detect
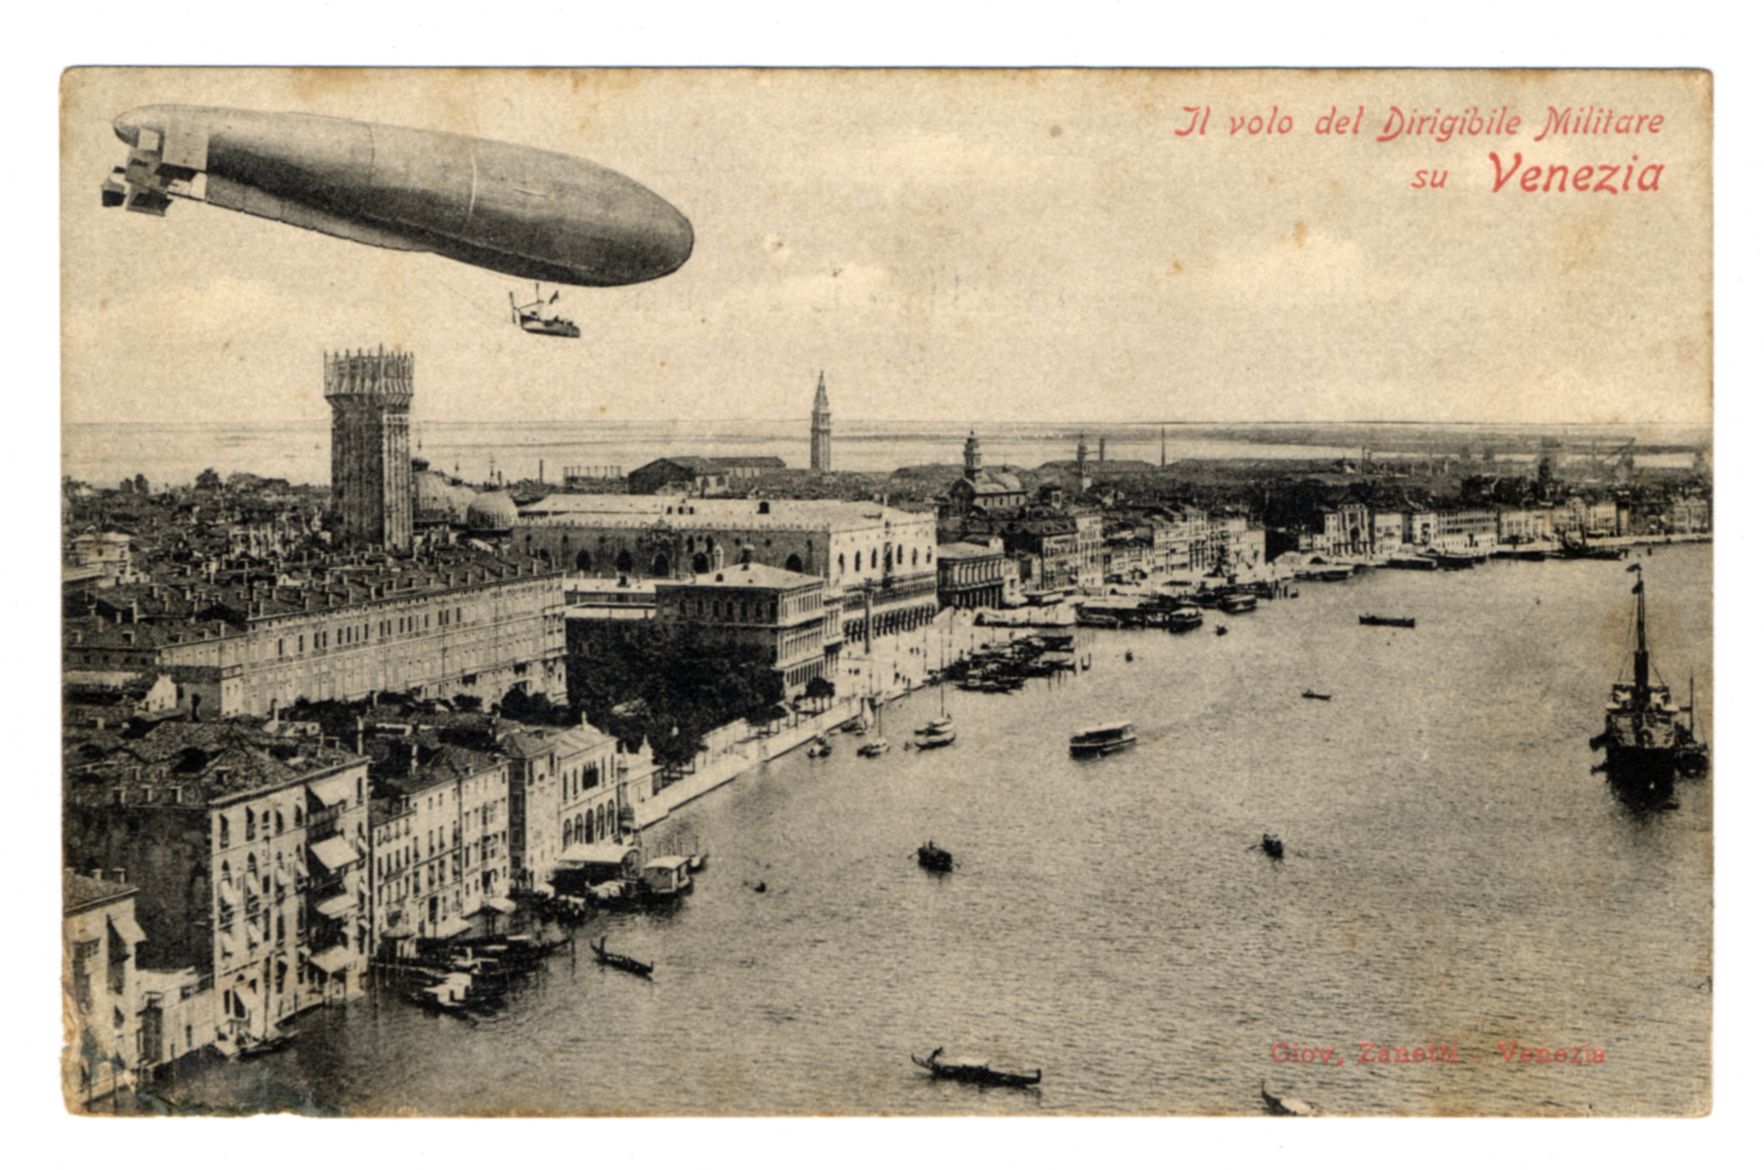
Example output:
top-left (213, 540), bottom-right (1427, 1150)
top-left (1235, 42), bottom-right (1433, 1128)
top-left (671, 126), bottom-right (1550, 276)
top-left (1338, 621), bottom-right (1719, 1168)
top-left (1295, 495), bottom-right (1712, 558)
top-left (64, 550), bottom-right (568, 719)
top-left (63, 709), bottom-right (649, 1094)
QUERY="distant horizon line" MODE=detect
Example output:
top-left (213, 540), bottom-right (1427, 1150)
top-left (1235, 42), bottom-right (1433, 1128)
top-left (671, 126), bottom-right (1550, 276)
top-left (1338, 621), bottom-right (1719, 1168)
top-left (65, 417), bottom-right (1713, 430)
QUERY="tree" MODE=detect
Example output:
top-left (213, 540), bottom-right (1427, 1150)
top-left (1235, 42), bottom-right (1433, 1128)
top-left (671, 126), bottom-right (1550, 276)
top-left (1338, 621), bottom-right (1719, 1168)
top-left (195, 468), bottom-right (223, 492)
top-left (805, 675), bottom-right (836, 710)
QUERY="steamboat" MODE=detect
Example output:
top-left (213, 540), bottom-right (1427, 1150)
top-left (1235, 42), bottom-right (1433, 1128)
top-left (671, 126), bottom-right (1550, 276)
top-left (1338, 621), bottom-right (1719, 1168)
top-left (1590, 566), bottom-right (1708, 807)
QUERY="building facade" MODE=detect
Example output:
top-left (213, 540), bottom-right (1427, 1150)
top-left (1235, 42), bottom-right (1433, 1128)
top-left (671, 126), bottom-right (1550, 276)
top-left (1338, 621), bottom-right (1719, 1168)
top-left (500, 722), bottom-right (625, 893)
top-left (92, 554), bottom-right (570, 718)
top-left (63, 871), bottom-right (144, 1105)
top-left (367, 741), bottom-right (510, 955)
top-left (63, 723), bottom-right (371, 1050)
top-left (655, 564), bottom-right (841, 694)
top-left (515, 495), bottom-right (940, 642)
top-left (937, 542), bottom-right (1008, 609)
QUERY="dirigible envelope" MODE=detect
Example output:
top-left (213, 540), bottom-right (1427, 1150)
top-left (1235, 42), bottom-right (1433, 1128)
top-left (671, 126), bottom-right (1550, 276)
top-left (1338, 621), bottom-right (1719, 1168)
top-left (103, 104), bottom-right (694, 287)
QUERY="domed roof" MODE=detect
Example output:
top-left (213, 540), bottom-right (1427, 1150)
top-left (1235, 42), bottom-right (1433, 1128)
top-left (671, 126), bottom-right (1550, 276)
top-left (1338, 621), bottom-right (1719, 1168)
top-left (467, 490), bottom-right (519, 531)
top-left (414, 470), bottom-right (472, 522)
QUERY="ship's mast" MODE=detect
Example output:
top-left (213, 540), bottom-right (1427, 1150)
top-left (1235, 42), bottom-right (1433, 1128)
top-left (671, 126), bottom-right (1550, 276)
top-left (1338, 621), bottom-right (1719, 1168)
top-left (1632, 569), bottom-right (1650, 703)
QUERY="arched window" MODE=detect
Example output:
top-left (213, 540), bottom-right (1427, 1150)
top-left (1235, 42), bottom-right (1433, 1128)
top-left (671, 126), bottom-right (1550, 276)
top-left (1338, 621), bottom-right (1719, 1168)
top-left (575, 549), bottom-right (593, 572)
top-left (838, 553), bottom-right (846, 576)
top-left (596, 806), bottom-right (607, 840)
top-left (245, 807), bottom-right (255, 841)
top-left (912, 547), bottom-right (919, 566)
top-left (871, 549), bottom-right (878, 570)
top-left (652, 553), bottom-right (671, 577)
top-left (692, 552), bottom-right (709, 574)
top-left (785, 553), bottom-right (804, 573)
top-left (218, 815), bottom-right (230, 848)
top-left (275, 809), bottom-right (284, 835)
top-left (615, 550), bottom-right (634, 574)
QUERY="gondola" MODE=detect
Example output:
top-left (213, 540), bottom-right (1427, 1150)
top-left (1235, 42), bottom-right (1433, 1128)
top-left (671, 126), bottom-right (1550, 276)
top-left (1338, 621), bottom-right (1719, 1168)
top-left (235, 1028), bottom-right (297, 1059)
top-left (912, 1047), bottom-right (1041, 1088)
top-left (1260, 833), bottom-right (1285, 860)
top-left (917, 841), bottom-right (954, 872)
top-left (1358, 614), bottom-right (1416, 628)
top-left (591, 936), bottom-right (655, 978)
top-left (1301, 689), bottom-right (1332, 701)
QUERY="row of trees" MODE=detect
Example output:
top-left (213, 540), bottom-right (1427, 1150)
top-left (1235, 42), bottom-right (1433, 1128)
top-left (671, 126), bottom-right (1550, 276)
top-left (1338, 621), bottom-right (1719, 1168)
top-left (568, 623), bottom-right (787, 770)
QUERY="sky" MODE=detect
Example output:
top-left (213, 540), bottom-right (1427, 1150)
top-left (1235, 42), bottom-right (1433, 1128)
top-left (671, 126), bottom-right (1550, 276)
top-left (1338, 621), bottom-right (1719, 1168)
top-left (60, 68), bottom-right (1713, 429)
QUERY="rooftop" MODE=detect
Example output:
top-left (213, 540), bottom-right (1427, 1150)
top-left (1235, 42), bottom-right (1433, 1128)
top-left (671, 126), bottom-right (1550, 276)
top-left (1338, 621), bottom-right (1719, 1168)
top-left (517, 494), bottom-right (933, 534)
top-left (658, 564), bottom-right (825, 592)
top-left (64, 869), bottom-right (137, 916)
top-left (64, 720), bottom-right (364, 808)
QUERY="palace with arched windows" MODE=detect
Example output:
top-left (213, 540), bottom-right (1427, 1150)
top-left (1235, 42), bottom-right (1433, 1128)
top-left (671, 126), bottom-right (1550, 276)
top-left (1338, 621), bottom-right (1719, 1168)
top-left (515, 495), bottom-right (940, 643)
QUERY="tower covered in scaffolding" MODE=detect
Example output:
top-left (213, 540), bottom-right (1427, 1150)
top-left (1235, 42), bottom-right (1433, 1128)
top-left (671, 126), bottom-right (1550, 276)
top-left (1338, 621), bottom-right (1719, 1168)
top-left (325, 346), bottom-right (414, 551)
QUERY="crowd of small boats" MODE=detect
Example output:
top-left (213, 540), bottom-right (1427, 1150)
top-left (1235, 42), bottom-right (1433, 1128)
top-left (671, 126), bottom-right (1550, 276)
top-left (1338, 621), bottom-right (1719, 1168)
top-left (399, 933), bottom-right (569, 1021)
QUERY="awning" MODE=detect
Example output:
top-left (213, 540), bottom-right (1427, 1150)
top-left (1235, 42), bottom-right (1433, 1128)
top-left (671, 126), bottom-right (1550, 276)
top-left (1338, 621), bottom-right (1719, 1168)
top-left (433, 917), bottom-right (470, 940)
top-left (109, 914), bottom-right (146, 948)
top-left (559, 842), bottom-right (638, 867)
top-left (216, 880), bottom-right (236, 906)
top-left (308, 837), bottom-right (359, 872)
top-left (382, 924), bottom-right (415, 939)
top-left (246, 924), bottom-right (263, 949)
top-left (485, 896), bottom-right (517, 914)
top-left (532, 881), bottom-right (555, 898)
top-left (307, 946), bottom-right (353, 975)
top-left (642, 855), bottom-right (693, 872)
top-left (315, 893), bottom-right (354, 920)
top-left (307, 772), bottom-right (355, 807)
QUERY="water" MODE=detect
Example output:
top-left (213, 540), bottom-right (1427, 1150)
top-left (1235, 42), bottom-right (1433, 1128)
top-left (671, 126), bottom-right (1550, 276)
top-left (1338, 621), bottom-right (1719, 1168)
top-left (60, 419), bottom-right (1704, 489)
top-left (158, 545), bottom-right (1711, 1115)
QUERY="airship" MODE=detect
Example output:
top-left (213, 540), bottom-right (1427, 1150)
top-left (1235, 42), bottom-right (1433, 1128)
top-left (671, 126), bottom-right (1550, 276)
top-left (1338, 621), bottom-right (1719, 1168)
top-left (102, 104), bottom-right (694, 288)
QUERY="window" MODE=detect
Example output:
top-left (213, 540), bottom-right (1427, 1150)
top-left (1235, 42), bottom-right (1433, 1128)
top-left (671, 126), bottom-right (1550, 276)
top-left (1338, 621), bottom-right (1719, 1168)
top-left (245, 807), bottom-right (256, 841)
top-left (218, 814), bottom-right (230, 848)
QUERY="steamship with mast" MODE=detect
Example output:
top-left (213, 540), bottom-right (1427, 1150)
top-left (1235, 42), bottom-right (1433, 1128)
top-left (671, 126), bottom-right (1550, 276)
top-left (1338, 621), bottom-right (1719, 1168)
top-left (1590, 565), bottom-right (1709, 806)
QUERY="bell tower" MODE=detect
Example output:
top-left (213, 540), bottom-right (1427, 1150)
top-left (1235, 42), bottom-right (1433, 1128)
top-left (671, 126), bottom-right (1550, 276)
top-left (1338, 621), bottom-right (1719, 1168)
top-left (325, 346), bottom-right (414, 551)
top-left (963, 431), bottom-right (982, 481)
top-left (810, 372), bottom-right (833, 473)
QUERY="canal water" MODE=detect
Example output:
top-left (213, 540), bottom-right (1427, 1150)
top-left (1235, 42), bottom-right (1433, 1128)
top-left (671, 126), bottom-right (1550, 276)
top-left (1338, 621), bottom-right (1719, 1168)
top-left (161, 545), bottom-right (1712, 1116)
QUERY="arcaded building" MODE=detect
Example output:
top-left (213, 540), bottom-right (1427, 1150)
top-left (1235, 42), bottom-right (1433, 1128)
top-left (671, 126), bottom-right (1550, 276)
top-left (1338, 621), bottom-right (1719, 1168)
top-left (513, 494), bottom-right (939, 641)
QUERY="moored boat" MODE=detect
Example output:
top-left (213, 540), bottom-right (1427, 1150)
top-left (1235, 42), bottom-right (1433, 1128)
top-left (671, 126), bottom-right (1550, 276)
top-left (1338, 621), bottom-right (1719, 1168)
top-left (1592, 566), bottom-right (1707, 807)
